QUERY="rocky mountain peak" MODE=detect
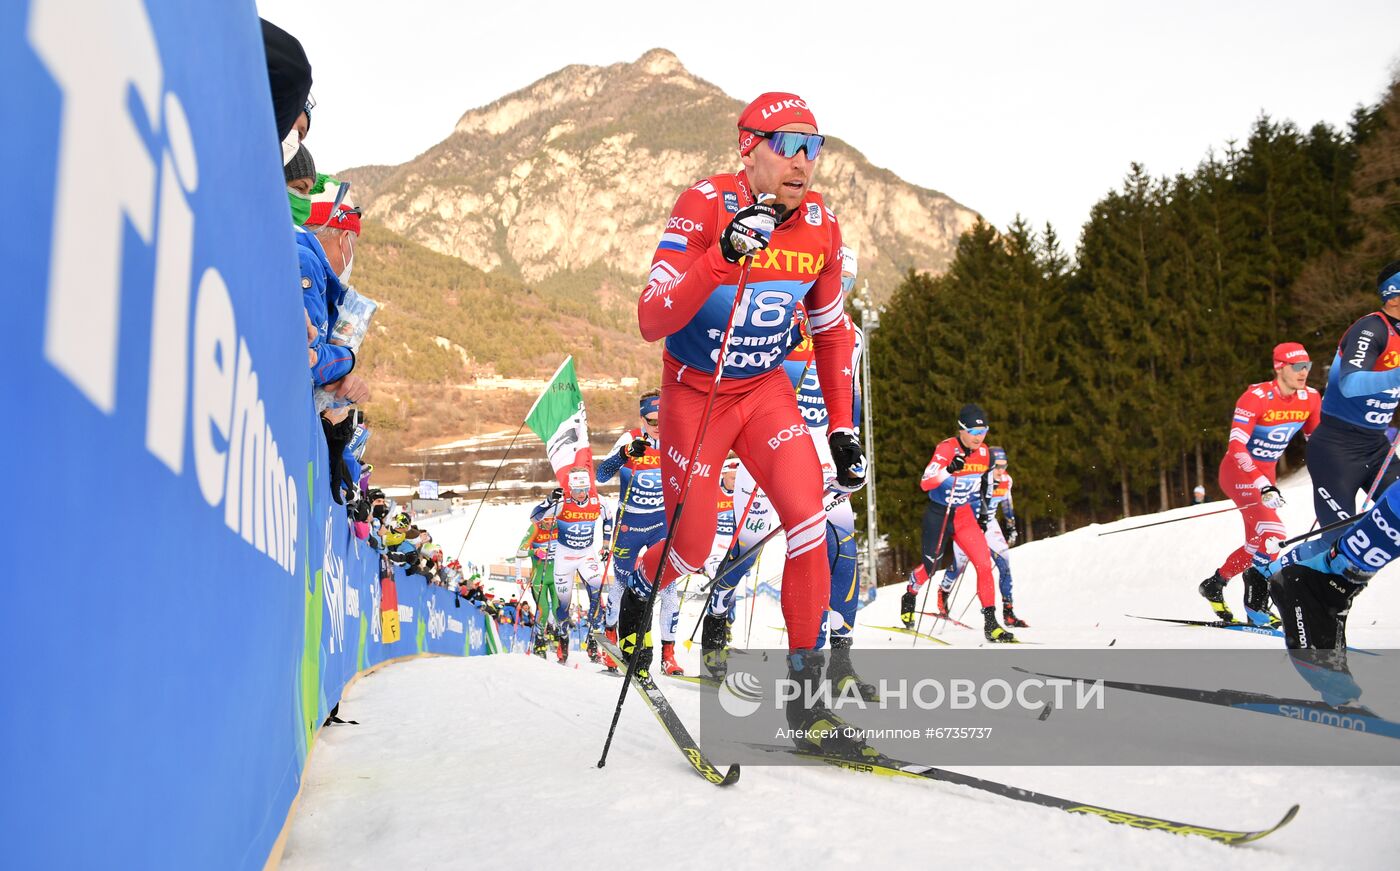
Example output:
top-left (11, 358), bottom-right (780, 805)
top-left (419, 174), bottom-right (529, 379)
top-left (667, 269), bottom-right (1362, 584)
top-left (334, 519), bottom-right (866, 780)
top-left (344, 49), bottom-right (978, 296)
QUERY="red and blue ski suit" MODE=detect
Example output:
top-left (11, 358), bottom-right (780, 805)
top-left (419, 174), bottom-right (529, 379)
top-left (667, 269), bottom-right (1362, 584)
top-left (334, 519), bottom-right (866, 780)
top-left (908, 437), bottom-right (997, 609)
top-left (637, 170), bottom-right (855, 651)
top-left (1216, 380), bottom-right (1320, 579)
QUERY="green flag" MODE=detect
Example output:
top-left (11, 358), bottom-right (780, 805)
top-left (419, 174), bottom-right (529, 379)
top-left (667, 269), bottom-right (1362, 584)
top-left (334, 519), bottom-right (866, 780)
top-left (526, 357), bottom-right (595, 489)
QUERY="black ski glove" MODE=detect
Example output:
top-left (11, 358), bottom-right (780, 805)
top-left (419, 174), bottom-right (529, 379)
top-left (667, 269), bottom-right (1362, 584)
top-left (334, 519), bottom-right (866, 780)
top-left (719, 201), bottom-right (781, 263)
top-left (548, 487), bottom-right (564, 504)
top-left (321, 414), bottom-right (356, 505)
top-left (945, 452), bottom-right (966, 475)
top-left (626, 437), bottom-right (649, 458)
top-left (828, 431), bottom-right (867, 491)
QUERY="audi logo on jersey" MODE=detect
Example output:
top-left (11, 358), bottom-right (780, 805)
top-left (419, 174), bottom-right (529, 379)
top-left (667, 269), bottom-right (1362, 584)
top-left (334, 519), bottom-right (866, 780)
top-left (1351, 330), bottom-right (1375, 367)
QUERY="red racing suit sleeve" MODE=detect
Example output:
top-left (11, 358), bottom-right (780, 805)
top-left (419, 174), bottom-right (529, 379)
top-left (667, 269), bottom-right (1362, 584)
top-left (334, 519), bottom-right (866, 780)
top-left (806, 213), bottom-right (855, 432)
top-left (1303, 389), bottom-right (1322, 438)
top-left (638, 185), bottom-right (743, 342)
top-left (1227, 387), bottom-right (1265, 482)
top-left (920, 439), bottom-right (959, 492)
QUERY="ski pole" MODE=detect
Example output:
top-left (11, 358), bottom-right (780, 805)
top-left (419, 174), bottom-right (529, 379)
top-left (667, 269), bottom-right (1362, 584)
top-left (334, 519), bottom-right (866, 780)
top-left (453, 419), bottom-right (529, 562)
top-left (599, 471), bottom-right (635, 593)
top-left (680, 478), bottom-right (763, 650)
top-left (682, 489), bottom-right (853, 648)
top-left (1254, 438), bottom-right (1400, 556)
top-left (1359, 429), bottom-right (1400, 511)
top-left (598, 248), bottom-right (760, 770)
top-left (701, 479), bottom-right (762, 589)
top-left (1271, 511), bottom-right (1368, 552)
top-left (693, 482), bottom-right (760, 610)
top-left (1299, 436), bottom-right (1396, 538)
top-left (932, 550), bottom-right (967, 632)
top-left (743, 545), bottom-right (766, 649)
top-left (1095, 503), bottom-right (1245, 537)
top-left (680, 365), bottom-right (815, 647)
top-left (911, 503), bottom-right (955, 647)
top-left (934, 468), bottom-right (987, 631)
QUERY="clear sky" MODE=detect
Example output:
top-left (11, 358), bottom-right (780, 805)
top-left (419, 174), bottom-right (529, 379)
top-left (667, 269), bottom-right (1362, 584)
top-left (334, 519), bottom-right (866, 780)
top-left (257, 0), bottom-right (1400, 245)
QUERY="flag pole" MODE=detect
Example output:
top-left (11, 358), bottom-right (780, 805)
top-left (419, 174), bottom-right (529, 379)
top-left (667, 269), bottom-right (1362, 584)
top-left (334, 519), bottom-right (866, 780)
top-left (453, 356), bottom-right (573, 562)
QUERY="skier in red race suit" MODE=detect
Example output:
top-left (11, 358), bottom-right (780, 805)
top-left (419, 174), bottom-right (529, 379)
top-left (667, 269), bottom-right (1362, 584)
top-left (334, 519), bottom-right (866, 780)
top-left (900, 404), bottom-right (1016, 643)
top-left (623, 92), bottom-right (867, 752)
top-left (1199, 342), bottom-right (1320, 626)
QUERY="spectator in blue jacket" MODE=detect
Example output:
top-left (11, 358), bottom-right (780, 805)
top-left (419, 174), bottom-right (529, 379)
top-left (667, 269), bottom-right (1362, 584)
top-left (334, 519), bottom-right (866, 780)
top-left (297, 182), bottom-right (367, 402)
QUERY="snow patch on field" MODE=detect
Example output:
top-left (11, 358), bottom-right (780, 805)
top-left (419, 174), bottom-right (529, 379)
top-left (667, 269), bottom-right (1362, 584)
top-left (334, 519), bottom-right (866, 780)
top-left (282, 470), bottom-right (1400, 868)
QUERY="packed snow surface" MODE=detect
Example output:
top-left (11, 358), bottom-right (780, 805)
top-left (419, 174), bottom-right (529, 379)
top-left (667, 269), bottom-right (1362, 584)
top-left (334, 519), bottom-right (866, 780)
top-left (281, 471), bottom-right (1400, 869)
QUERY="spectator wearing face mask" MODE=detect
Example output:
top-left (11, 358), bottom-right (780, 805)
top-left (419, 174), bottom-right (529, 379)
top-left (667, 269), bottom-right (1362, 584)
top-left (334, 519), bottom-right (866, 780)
top-left (261, 18), bottom-right (312, 162)
top-left (285, 147), bottom-right (317, 226)
top-left (285, 145), bottom-right (316, 197)
top-left (297, 183), bottom-right (367, 401)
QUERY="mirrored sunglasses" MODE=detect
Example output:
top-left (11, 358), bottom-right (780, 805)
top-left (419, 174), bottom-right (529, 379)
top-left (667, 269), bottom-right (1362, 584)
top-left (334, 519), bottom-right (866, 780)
top-left (741, 126), bottom-right (825, 160)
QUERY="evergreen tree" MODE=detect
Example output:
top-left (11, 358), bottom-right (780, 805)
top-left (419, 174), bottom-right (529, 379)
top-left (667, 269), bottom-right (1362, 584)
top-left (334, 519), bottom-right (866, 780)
top-left (1293, 78), bottom-right (1400, 342)
top-left (867, 77), bottom-right (1399, 559)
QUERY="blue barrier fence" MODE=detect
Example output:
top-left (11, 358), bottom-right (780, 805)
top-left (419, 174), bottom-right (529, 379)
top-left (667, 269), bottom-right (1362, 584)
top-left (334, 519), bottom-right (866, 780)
top-left (1, 1), bottom-right (495, 867)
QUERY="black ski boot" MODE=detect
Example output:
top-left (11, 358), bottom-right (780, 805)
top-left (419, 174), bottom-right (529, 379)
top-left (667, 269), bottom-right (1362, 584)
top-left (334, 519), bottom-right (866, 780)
top-left (1002, 600), bottom-right (1029, 628)
top-left (1269, 551), bottom-right (1372, 651)
top-left (828, 636), bottom-right (879, 702)
top-left (1242, 567), bottom-right (1281, 628)
top-left (585, 631), bottom-right (601, 663)
top-left (701, 612), bottom-right (730, 681)
top-left (1198, 571), bottom-right (1235, 622)
top-left (982, 606), bottom-right (1016, 643)
top-left (783, 649), bottom-right (879, 760)
top-left (616, 585), bottom-right (654, 675)
top-left (899, 590), bottom-right (917, 629)
top-left (532, 627), bottom-right (549, 658)
top-left (554, 622), bottom-right (571, 665)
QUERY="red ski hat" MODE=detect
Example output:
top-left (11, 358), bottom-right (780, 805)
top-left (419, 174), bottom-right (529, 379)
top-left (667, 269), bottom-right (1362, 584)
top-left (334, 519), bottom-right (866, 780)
top-left (1273, 342), bottom-right (1309, 367)
top-left (738, 92), bottom-right (818, 155)
top-left (307, 182), bottom-right (362, 234)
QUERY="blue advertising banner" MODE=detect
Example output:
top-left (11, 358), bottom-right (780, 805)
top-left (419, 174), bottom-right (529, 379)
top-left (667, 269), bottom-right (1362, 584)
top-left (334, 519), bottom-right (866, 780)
top-left (0, 2), bottom-right (493, 868)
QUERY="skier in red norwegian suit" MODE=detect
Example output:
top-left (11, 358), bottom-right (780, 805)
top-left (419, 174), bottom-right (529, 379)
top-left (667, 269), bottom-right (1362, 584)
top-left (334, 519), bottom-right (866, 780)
top-left (622, 92), bottom-right (868, 754)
